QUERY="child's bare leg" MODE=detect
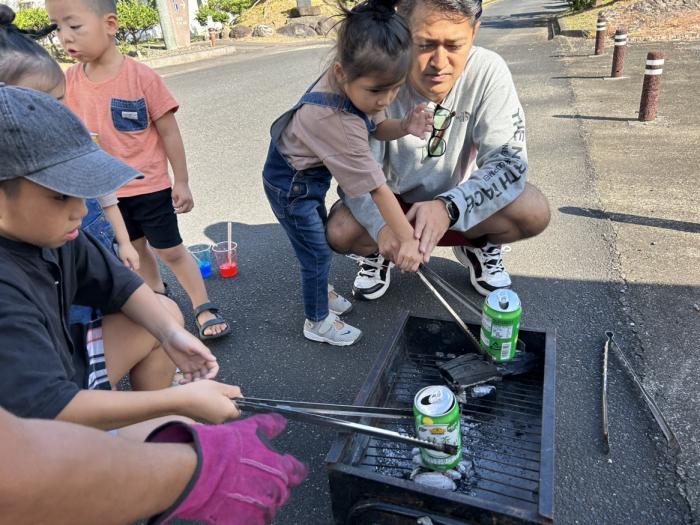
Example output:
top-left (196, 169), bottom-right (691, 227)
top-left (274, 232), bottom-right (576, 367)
top-left (154, 244), bottom-right (228, 337)
top-left (116, 415), bottom-right (194, 442)
top-left (131, 237), bottom-right (166, 294)
top-left (102, 296), bottom-right (181, 390)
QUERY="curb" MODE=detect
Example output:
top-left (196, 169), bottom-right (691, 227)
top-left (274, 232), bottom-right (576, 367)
top-left (551, 15), bottom-right (591, 38)
top-left (142, 44), bottom-right (238, 69)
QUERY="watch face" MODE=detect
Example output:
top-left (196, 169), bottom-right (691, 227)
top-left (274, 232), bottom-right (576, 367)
top-left (447, 201), bottom-right (459, 221)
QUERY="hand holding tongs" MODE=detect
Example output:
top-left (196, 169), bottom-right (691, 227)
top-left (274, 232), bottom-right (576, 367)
top-left (234, 397), bottom-right (458, 455)
top-left (347, 255), bottom-right (483, 353)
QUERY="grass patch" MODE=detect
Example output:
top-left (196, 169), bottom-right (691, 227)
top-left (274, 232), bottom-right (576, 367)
top-left (239, 0), bottom-right (499, 29)
top-left (238, 0), bottom-right (341, 28)
top-left (559, 0), bottom-right (630, 34)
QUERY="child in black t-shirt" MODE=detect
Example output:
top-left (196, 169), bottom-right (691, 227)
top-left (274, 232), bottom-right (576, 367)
top-left (0, 84), bottom-right (241, 440)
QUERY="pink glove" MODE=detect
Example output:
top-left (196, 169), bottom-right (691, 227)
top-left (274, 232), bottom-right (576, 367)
top-left (146, 414), bottom-right (308, 525)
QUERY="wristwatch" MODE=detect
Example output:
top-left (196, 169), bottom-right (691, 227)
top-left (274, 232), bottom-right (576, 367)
top-left (435, 195), bottom-right (459, 227)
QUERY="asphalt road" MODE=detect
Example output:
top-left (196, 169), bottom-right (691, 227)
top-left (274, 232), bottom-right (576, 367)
top-left (156, 1), bottom-right (695, 523)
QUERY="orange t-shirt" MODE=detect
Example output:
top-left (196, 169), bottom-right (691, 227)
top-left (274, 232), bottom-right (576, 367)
top-left (64, 57), bottom-right (179, 198)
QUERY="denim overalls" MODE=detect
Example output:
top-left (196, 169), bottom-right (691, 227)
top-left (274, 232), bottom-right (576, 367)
top-left (82, 198), bottom-right (117, 251)
top-left (262, 80), bottom-right (377, 322)
top-left (69, 199), bottom-right (117, 325)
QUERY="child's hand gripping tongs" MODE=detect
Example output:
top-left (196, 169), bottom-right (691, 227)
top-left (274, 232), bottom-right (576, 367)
top-left (346, 254), bottom-right (483, 353)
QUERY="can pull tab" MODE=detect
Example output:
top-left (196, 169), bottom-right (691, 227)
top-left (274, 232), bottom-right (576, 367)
top-left (428, 390), bottom-right (443, 404)
top-left (498, 293), bottom-right (510, 310)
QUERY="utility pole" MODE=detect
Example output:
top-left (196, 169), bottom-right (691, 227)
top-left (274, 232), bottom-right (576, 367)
top-left (154, 0), bottom-right (178, 50)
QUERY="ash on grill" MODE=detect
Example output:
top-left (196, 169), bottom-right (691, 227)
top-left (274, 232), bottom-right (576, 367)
top-left (362, 352), bottom-right (542, 499)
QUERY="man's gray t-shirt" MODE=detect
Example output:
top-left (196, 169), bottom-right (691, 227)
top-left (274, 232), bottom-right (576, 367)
top-left (344, 46), bottom-right (528, 240)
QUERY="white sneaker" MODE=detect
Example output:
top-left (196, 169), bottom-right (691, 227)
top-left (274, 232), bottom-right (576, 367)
top-left (328, 284), bottom-right (352, 315)
top-left (303, 313), bottom-right (362, 346)
top-left (453, 243), bottom-right (512, 297)
top-left (352, 253), bottom-right (394, 300)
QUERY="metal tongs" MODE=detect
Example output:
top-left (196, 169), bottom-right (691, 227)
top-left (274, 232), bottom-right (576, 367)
top-left (416, 265), bottom-right (483, 354)
top-left (347, 255), bottom-right (483, 353)
top-left (234, 397), bottom-right (458, 455)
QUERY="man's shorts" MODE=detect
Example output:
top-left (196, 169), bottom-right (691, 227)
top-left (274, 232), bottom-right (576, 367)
top-left (396, 195), bottom-right (474, 247)
top-left (70, 318), bottom-right (112, 391)
top-left (118, 188), bottom-right (183, 249)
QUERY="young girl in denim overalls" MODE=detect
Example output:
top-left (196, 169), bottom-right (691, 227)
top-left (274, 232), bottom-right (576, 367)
top-left (263, 0), bottom-right (433, 346)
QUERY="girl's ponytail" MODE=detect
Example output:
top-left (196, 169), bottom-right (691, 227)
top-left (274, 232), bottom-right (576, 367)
top-left (0, 5), bottom-right (62, 90)
top-left (334, 0), bottom-right (412, 85)
top-left (0, 4), bottom-right (57, 40)
top-left (353, 0), bottom-right (401, 19)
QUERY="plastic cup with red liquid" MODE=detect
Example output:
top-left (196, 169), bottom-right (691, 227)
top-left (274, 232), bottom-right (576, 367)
top-left (212, 241), bottom-right (238, 278)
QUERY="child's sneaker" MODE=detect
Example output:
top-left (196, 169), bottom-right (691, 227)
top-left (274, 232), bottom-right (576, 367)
top-left (352, 253), bottom-right (393, 300)
top-left (303, 313), bottom-right (362, 346)
top-left (328, 284), bottom-right (352, 315)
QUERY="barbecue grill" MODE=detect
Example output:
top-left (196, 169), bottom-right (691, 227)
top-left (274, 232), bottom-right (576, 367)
top-left (326, 313), bottom-right (556, 524)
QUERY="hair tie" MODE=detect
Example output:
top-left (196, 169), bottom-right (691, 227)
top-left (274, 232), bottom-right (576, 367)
top-left (18, 24), bottom-right (58, 40)
top-left (351, 2), bottom-right (395, 21)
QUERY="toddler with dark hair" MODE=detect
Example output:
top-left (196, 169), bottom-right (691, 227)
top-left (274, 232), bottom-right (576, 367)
top-left (263, 0), bottom-right (432, 346)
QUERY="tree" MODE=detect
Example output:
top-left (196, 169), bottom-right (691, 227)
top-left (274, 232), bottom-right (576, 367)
top-left (216, 0), bottom-right (253, 16)
top-left (116, 0), bottom-right (160, 49)
top-left (13, 7), bottom-right (64, 59)
top-left (13, 6), bottom-right (51, 30)
top-left (195, 0), bottom-right (252, 28)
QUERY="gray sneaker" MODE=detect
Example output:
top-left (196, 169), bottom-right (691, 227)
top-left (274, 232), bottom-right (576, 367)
top-left (328, 284), bottom-right (352, 315)
top-left (303, 313), bottom-right (362, 346)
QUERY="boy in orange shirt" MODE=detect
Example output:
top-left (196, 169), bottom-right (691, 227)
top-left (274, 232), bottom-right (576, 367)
top-left (47, 0), bottom-right (230, 340)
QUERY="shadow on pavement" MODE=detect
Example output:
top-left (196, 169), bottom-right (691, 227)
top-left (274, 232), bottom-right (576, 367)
top-left (481, 11), bottom-right (550, 29)
top-left (560, 206), bottom-right (700, 234)
top-left (552, 113), bottom-right (635, 122)
top-left (551, 75), bottom-right (607, 79)
top-left (550, 53), bottom-right (594, 58)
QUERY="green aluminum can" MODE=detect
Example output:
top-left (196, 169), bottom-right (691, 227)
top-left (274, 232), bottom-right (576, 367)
top-left (413, 385), bottom-right (462, 471)
top-left (480, 289), bottom-right (522, 362)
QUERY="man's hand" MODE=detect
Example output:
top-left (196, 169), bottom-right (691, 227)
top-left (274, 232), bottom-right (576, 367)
top-left (405, 201), bottom-right (451, 263)
top-left (160, 328), bottom-right (219, 383)
top-left (172, 182), bottom-right (194, 214)
top-left (402, 102), bottom-right (433, 139)
top-left (148, 414), bottom-right (308, 525)
top-left (117, 241), bottom-right (140, 271)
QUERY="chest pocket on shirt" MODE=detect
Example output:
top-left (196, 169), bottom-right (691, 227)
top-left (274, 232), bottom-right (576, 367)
top-left (111, 97), bottom-right (148, 132)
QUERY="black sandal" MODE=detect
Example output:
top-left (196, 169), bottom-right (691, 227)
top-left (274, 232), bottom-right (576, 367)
top-left (193, 302), bottom-right (231, 341)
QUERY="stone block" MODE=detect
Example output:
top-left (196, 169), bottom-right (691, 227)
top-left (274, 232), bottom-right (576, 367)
top-left (277, 22), bottom-right (317, 37)
top-left (252, 24), bottom-right (274, 37)
top-left (231, 25), bottom-right (252, 38)
top-left (290, 5), bottom-right (321, 17)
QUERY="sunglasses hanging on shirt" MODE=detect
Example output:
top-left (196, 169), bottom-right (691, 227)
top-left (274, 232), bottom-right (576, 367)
top-left (426, 104), bottom-right (456, 158)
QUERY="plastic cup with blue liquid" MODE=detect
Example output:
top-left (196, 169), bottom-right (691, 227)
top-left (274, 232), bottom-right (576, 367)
top-left (187, 243), bottom-right (213, 279)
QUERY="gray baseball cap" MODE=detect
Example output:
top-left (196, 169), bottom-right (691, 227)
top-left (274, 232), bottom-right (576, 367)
top-left (0, 84), bottom-right (142, 198)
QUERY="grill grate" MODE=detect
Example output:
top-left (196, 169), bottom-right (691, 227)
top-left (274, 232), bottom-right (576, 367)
top-left (326, 313), bottom-right (555, 524)
top-left (359, 352), bottom-right (544, 511)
